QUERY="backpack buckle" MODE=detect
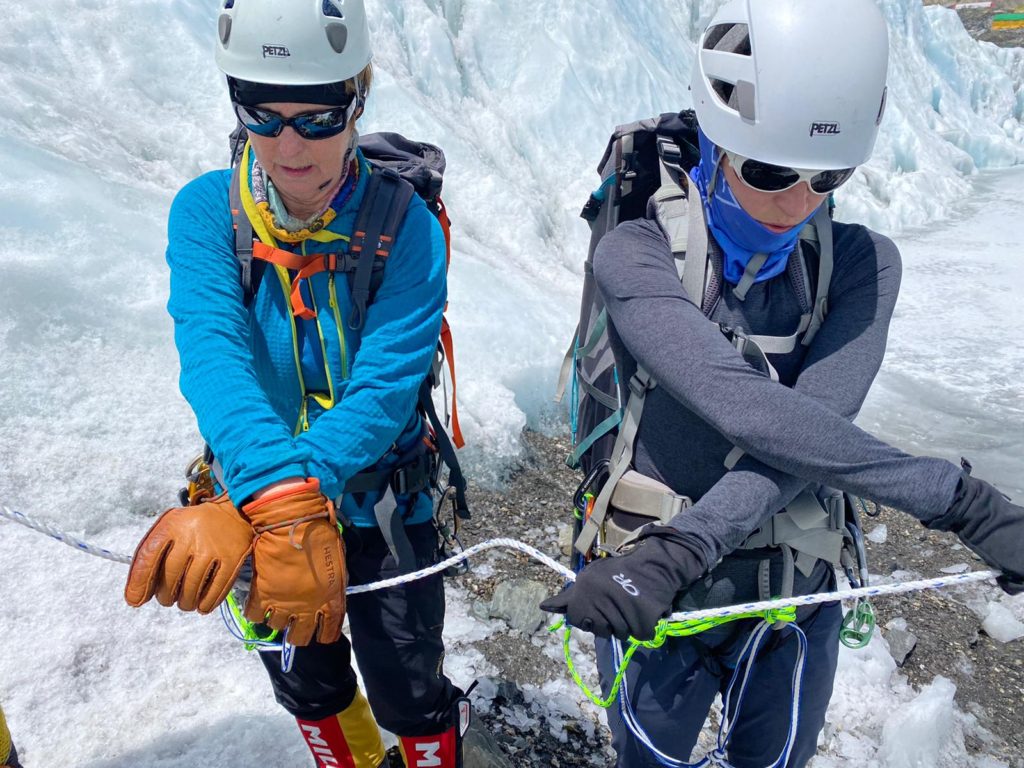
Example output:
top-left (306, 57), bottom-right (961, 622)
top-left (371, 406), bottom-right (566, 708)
top-left (580, 194), bottom-right (603, 222)
top-left (719, 323), bottom-right (749, 356)
top-left (389, 455), bottom-right (429, 497)
top-left (628, 372), bottom-right (652, 398)
top-left (390, 466), bottom-right (410, 496)
top-left (656, 137), bottom-right (682, 167)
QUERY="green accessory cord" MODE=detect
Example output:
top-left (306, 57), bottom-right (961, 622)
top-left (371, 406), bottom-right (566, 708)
top-left (551, 605), bottom-right (798, 708)
top-left (226, 592), bottom-right (280, 651)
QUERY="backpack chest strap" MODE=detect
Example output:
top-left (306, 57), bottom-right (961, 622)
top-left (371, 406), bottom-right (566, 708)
top-left (251, 242), bottom-right (359, 320)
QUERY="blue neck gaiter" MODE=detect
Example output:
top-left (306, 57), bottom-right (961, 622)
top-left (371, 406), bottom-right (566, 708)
top-left (689, 129), bottom-right (816, 286)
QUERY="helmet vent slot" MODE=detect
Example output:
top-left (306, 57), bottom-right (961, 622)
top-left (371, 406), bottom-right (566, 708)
top-left (704, 23), bottom-right (751, 56)
top-left (322, 0), bottom-right (344, 19)
top-left (710, 78), bottom-right (735, 108)
top-left (218, 14), bottom-right (232, 45)
top-left (325, 22), bottom-right (349, 54)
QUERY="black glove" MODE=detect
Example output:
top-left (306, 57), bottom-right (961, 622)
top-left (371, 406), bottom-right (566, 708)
top-left (927, 472), bottom-right (1024, 595)
top-left (539, 527), bottom-right (707, 641)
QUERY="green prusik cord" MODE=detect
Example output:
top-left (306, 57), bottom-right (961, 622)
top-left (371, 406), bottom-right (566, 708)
top-left (551, 605), bottom-right (798, 708)
top-left (226, 592), bottom-right (280, 650)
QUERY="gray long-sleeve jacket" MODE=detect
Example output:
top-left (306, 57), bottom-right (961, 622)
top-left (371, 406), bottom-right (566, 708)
top-left (593, 216), bottom-right (962, 569)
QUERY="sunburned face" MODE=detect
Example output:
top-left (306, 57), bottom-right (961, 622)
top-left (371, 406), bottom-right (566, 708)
top-left (721, 155), bottom-right (827, 233)
top-left (247, 102), bottom-right (357, 220)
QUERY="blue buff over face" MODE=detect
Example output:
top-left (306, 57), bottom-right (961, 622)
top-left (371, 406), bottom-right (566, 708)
top-left (689, 129), bottom-right (817, 286)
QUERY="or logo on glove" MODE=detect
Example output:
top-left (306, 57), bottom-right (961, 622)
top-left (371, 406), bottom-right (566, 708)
top-left (613, 573), bottom-right (640, 596)
top-left (125, 478), bottom-right (347, 647)
top-left (540, 529), bottom-right (707, 641)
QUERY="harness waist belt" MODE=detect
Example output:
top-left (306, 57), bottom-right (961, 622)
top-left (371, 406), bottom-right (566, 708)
top-left (600, 470), bottom-right (693, 552)
top-left (740, 489), bottom-right (846, 576)
top-left (609, 470), bottom-right (692, 520)
top-left (593, 469), bottom-right (846, 577)
top-left (342, 453), bottom-right (433, 497)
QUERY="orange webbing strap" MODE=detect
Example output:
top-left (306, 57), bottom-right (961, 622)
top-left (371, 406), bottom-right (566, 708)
top-left (252, 241), bottom-right (339, 320)
top-left (440, 317), bottom-right (464, 449)
top-left (435, 195), bottom-right (461, 447)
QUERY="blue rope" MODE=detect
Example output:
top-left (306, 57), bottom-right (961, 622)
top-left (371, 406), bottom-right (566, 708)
top-left (614, 621), bottom-right (808, 767)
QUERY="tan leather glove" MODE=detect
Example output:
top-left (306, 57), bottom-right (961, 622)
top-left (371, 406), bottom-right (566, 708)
top-left (125, 493), bottom-right (255, 614)
top-left (241, 478), bottom-right (346, 646)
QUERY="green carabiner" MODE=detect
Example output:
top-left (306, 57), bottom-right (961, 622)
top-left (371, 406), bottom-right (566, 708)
top-left (840, 599), bottom-right (876, 649)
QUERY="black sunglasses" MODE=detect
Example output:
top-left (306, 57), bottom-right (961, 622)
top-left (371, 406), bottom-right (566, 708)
top-left (233, 101), bottom-right (356, 140)
top-left (725, 150), bottom-right (856, 195)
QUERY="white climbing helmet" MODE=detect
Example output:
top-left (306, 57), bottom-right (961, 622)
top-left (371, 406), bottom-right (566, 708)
top-left (690, 0), bottom-right (890, 169)
top-left (215, 0), bottom-right (372, 86)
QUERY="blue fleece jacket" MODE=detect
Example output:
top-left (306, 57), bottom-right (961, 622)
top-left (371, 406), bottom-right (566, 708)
top-left (166, 149), bottom-right (447, 525)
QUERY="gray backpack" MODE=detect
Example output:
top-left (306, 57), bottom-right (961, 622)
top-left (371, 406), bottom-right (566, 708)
top-left (557, 111), bottom-right (837, 575)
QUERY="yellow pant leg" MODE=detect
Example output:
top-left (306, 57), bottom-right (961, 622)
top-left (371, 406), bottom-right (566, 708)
top-left (296, 688), bottom-right (388, 768)
top-left (0, 704), bottom-right (11, 765)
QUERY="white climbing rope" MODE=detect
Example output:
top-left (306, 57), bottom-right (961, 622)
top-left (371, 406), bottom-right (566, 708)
top-left (0, 504), bottom-right (1002, 615)
top-left (1, 505), bottom-right (132, 565)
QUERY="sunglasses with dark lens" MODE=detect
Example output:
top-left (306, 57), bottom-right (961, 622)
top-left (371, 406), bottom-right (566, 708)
top-left (233, 102), bottom-right (356, 140)
top-left (725, 150), bottom-right (856, 195)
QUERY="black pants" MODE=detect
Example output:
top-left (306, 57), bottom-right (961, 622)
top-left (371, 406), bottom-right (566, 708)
top-left (259, 522), bottom-right (461, 736)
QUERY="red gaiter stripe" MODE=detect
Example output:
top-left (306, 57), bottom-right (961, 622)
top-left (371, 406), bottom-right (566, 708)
top-left (297, 715), bottom-right (358, 768)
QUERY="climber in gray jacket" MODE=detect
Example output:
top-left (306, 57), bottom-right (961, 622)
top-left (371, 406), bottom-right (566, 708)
top-left (541, 1), bottom-right (1024, 766)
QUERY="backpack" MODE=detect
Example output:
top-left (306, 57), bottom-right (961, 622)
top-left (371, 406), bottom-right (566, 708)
top-left (227, 127), bottom-right (469, 570)
top-left (558, 110), bottom-right (837, 568)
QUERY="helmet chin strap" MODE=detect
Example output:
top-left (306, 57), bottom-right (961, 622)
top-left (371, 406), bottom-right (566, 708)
top-left (707, 145), bottom-right (725, 198)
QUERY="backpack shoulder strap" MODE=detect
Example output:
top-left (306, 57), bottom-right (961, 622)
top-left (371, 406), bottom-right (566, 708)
top-left (347, 166), bottom-right (416, 331)
top-left (650, 138), bottom-right (689, 266)
top-left (799, 206), bottom-right (834, 347)
top-left (574, 366), bottom-right (655, 555)
top-left (347, 163), bottom-right (467, 514)
top-left (230, 161), bottom-right (267, 308)
top-left (649, 137), bottom-right (713, 308)
top-left (575, 147), bottom-right (712, 556)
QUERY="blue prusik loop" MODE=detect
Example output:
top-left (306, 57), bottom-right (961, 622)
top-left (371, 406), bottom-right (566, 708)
top-left (614, 621), bottom-right (808, 768)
